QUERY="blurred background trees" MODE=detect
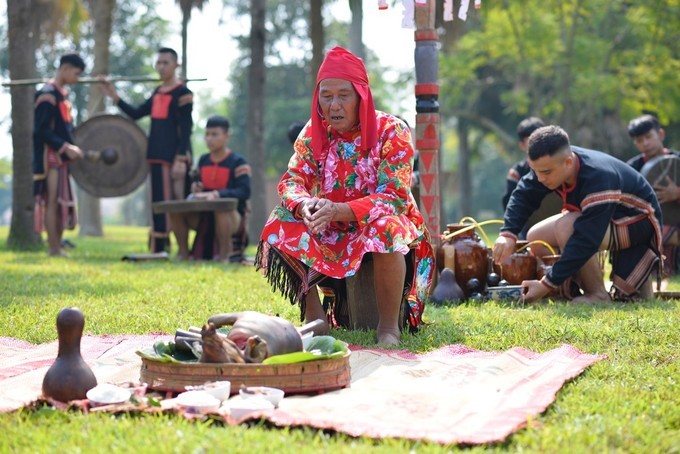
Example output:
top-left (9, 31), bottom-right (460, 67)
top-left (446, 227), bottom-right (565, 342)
top-left (1, 0), bottom-right (678, 247)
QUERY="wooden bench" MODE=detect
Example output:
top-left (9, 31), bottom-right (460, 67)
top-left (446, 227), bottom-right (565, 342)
top-left (152, 198), bottom-right (238, 214)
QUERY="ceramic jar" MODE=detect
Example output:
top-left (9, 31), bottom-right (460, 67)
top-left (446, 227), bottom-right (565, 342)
top-left (438, 223), bottom-right (489, 297)
top-left (536, 254), bottom-right (562, 297)
top-left (493, 240), bottom-right (538, 285)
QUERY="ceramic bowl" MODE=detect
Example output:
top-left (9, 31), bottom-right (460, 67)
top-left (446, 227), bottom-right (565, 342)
top-left (87, 383), bottom-right (132, 407)
top-left (116, 381), bottom-right (148, 399)
top-left (175, 390), bottom-right (221, 413)
top-left (228, 396), bottom-right (275, 419)
top-left (486, 285), bottom-right (524, 301)
top-left (185, 381), bottom-right (231, 402)
top-left (239, 386), bottom-right (285, 408)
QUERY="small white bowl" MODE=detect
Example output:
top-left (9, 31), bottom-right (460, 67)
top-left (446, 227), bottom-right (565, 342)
top-left (185, 381), bottom-right (231, 402)
top-left (239, 386), bottom-right (285, 408)
top-left (229, 396), bottom-right (275, 419)
top-left (175, 390), bottom-right (221, 413)
top-left (116, 381), bottom-right (148, 399)
top-left (87, 384), bottom-right (132, 407)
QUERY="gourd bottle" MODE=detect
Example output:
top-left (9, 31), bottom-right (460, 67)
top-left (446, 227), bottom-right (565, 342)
top-left (42, 307), bottom-right (97, 402)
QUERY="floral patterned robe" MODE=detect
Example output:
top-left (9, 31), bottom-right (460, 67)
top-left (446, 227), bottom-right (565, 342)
top-left (257, 112), bottom-right (434, 328)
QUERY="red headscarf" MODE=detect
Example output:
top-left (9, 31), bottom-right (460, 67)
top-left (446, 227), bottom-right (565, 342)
top-left (311, 46), bottom-right (378, 161)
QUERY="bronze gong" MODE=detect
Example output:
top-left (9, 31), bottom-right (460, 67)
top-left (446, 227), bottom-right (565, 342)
top-left (70, 114), bottom-right (148, 197)
top-left (640, 154), bottom-right (680, 226)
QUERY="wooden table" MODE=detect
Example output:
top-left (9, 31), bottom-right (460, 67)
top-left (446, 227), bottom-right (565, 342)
top-left (152, 198), bottom-right (237, 214)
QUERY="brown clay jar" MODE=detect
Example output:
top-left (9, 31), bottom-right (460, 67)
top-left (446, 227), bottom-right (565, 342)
top-left (42, 307), bottom-right (97, 402)
top-left (439, 223), bottom-right (489, 297)
top-left (536, 254), bottom-right (562, 297)
top-left (493, 240), bottom-right (537, 285)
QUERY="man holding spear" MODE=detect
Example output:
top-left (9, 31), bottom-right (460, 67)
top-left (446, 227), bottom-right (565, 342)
top-left (100, 47), bottom-right (194, 253)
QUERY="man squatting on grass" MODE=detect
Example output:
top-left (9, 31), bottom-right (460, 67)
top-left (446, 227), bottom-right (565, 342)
top-left (33, 53), bottom-right (85, 257)
top-left (494, 125), bottom-right (663, 303)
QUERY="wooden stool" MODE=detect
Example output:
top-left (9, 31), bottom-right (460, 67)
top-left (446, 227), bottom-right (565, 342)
top-left (344, 254), bottom-right (407, 330)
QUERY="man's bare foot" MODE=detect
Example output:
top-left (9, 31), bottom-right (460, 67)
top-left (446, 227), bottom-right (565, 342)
top-left (174, 253), bottom-right (190, 261)
top-left (49, 249), bottom-right (68, 257)
top-left (376, 330), bottom-right (400, 347)
top-left (571, 291), bottom-right (611, 304)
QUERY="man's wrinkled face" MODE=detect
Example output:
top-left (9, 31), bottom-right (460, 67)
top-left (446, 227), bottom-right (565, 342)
top-left (155, 52), bottom-right (178, 81)
top-left (529, 150), bottom-right (573, 190)
top-left (318, 78), bottom-right (359, 133)
top-left (633, 129), bottom-right (665, 160)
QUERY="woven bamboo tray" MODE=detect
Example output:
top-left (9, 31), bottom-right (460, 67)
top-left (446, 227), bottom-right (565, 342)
top-left (140, 352), bottom-right (351, 395)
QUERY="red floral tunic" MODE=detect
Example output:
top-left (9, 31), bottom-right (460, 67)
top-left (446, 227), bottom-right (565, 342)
top-left (259, 112), bottom-right (434, 324)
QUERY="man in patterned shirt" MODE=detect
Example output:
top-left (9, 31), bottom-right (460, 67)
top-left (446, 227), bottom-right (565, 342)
top-left (256, 47), bottom-right (434, 346)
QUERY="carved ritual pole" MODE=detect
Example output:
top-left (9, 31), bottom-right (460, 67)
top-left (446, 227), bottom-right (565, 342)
top-left (414, 1), bottom-right (441, 248)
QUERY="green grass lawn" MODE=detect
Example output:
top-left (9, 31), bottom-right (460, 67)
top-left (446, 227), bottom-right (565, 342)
top-left (0, 225), bottom-right (678, 453)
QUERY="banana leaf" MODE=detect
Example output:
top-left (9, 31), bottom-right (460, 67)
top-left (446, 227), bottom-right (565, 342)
top-left (263, 336), bottom-right (348, 365)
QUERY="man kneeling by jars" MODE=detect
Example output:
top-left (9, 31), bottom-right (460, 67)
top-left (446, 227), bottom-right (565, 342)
top-left (494, 125), bottom-right (662, 303)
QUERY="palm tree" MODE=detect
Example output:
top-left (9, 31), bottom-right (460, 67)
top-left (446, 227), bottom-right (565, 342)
top-left (310, 0), bottom-right (324, 88)
top-left (6, 0), bottom-right (41, 249)
top-left (248, 0), bottom-right (267, 237)
top-left (176, 0), bottom-right (208, 80)
top-left (6, 0), bottom-right (89, 249)
top-left (348, 0), bottom-right (364, 60)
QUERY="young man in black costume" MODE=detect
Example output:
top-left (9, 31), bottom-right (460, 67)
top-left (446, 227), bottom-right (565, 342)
top-left (33, 53), bottom-right (85, 256)
top-left (101, 47), bottom-right (193, 253)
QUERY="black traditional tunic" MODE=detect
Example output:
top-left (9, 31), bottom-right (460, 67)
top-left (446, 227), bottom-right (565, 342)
top-left (502, 159), bottom-right (531, 210)
top-left (502, 147), bottom-right (663, 296)
top-left (626, 148), bottom-right (680, 276)
top-left (33, 82), bottom-right (74, 180)
top-left (32, 81), bottom-right (77, 231)
top-left (116, 82), bottom-right (193, 252)
top-left (197, 151), bottom-right (251, 216)
top-left (626, 149), bottom-right (680, 172)
top-left (117, 82), bottom-right (193, 164)
top-left (190, 151), bottom-right (251, 260)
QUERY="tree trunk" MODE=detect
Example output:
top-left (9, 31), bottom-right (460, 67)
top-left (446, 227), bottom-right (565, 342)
top-left (310, 0), bottom-right (324, 89)
top-left (6, 0), bottom-right (41, 250)
top-left (180, 9), bottom-right (190, 81)
top-left (248, 0), bottom-right (267, 239)
top-left (348, 0), bottom-right (364, 60)
top-left (78, 0), bottom-right (115, 237)
top-left (458, 119), bottom-right (471, 216)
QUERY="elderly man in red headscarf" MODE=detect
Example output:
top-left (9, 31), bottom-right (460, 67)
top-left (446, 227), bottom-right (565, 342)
top-left (256, 47), bottom-right (434, 346)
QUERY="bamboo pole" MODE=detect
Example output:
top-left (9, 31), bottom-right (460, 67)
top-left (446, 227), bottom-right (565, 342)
top-left (1, 76), bottom-right (207, 87)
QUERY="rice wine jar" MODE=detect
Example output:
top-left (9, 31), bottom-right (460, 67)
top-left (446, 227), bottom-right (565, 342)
top-left (439, 223), bottom-right (489, 297)
top-left (493, 240), bottom-right (537, 285)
